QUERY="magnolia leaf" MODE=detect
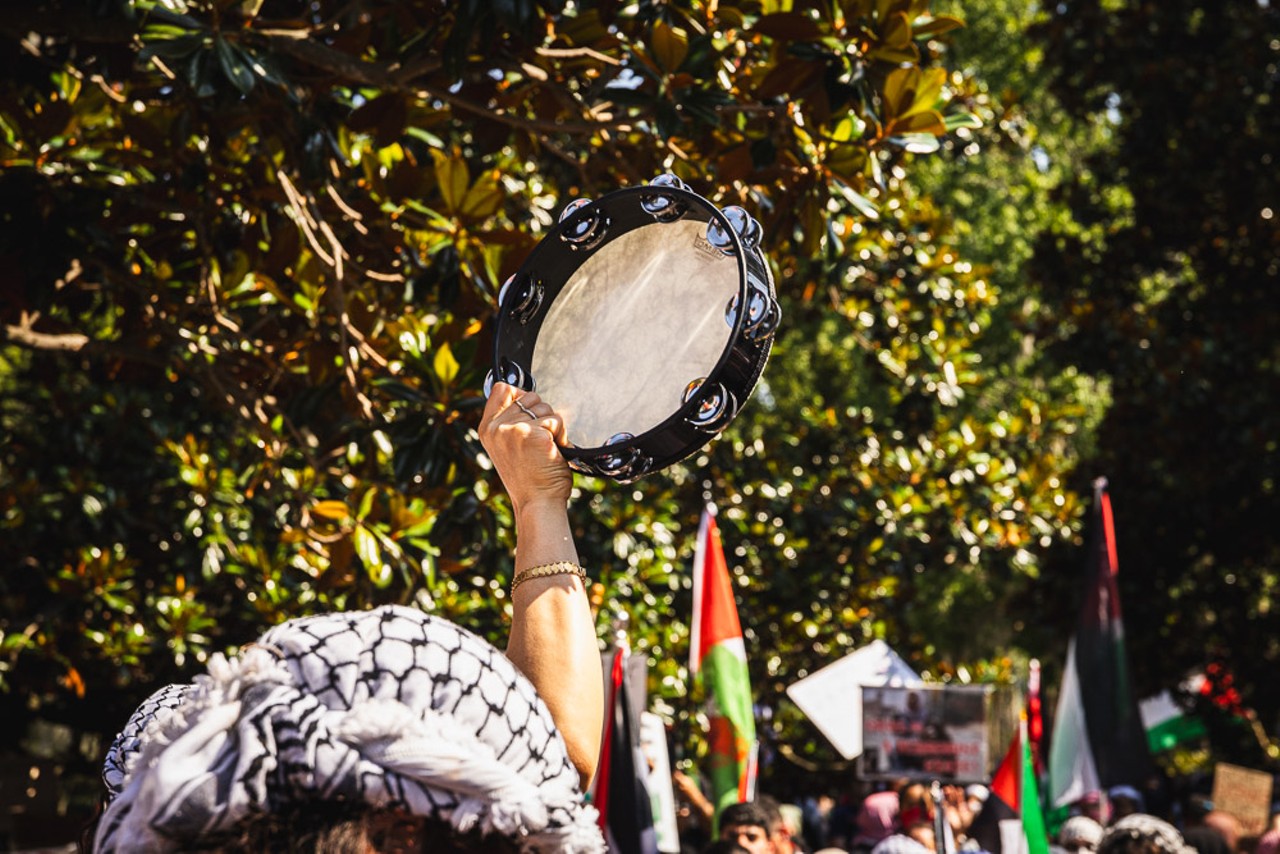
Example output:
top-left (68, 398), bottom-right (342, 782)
top-left (892, 109), bottom-right (947, 135)
top-left (433, 341), bottom-right (460, 385)
top-left (311, 500), bottom-right (350, 521)
top-left (880, 12), bottom-right (913, 50)
top-left (459, 169), bottom-right (503, 220)
top-left (893, 132), bottom-right (942, 153)
top-left (652, 20), bottom-right (689, 72)
top-left (944, 111), bottom-right (984, 131)
top-left (913, 15), bottom-right (965, 38)
top-left (431, 150), bottom-right (469, 215)
top-left (753, 11), bottom-right (822, 41)
top-left (353, 525), bottom-right (381, 572)
top-left (215, 39), bottom-right (255, 95)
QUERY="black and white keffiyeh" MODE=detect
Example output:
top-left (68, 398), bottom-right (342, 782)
top-left (96, 605), bottom-right (605, 852)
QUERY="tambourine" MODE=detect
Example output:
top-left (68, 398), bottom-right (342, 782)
top-left (485, 175), bottom-right (781, 482)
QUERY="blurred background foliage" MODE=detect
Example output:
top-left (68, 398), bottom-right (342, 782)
top-left (0, 0), bottom-right (1276, 826)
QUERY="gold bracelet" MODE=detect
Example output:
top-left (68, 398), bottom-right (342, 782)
top-left (510, 561), bottom-right (586, 595)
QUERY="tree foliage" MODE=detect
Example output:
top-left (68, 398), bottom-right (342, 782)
top-left (1025, 0), bottom-right (1280, 759)
top-left (0, 0), bottom-right (1127, 802)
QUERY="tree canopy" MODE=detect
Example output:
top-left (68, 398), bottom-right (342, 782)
top-left (1, 0), bottom-right (1275, 815)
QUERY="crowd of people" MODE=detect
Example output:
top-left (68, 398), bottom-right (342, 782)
top-left (663, 777), bottom-right (1280, 854)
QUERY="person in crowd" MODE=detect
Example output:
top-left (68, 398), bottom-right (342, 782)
top-left (721, 797), bottom-right (795, 854)
top-left (674, 767), bottom-right (716, 851)
top-left (1256, 819), bottom-right (1280, 854)
top-left (1078, 792), bottom-right (1109, 827)
top-left (1198, 812), bottom-right (1242, 853)
top-left (870, 829), bottom-right (933, 854)
top-left (1059, 816), bottom-right (1106, 853)
top-left (964, 786), bottom-right (989, 824)
top-left (703, 842), bottom-right (751, 854)
top-left (1096, 814), bottom-right (1195, 854)
top-left (1182, 824), bottom-right (1231, 854)
top-left (906, 822), bottom-right (937, 853)
top-left (1108, 787), bottom-right (1146, 824)
top-left (82, 383), bottom-right (606, 852)
top-left (850, 790), bottom-right (900, 854)
top-left (779, 801), bottom-right (811, 853)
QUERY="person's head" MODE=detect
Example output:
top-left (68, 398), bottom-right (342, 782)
top-left (87, 606), bottom-right (605, 852)
top-left (1059, 815), bottom-right (1105, 853)
top-left (1108, 786), bottom-right (1146, 822)
top-left (1097, 814), bottom-right (1195, 854)
top-left (966, 784), bottom-right (990, 815)
top-left (906, 822), bottom-right (936, 852)
top-left (704, 842), bottom-right (752, 854)
top-left (855, 791), bottom-right (901, 847)
top-left (722, 799), bottom-right (787, 854)
top-left (1078, 791), bottom-right (1107, 825)
top-left (1200, 812), bottom-right (1242, 852)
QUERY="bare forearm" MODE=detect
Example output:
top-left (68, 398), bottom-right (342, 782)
top-left (506, 501), bottom-right (602, 787)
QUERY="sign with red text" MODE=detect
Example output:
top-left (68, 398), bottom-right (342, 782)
top-left (859, 684), bottom-right (1001, 783)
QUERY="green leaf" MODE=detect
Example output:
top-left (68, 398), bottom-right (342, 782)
top-left (652, 21), bottom-right (689, 72)
top-left (215, 39), bottom-right (255, 95)
top-left (433, 342), bottom-right (460, 385)
top-left (353, 525), bottom-right (385, 581)
top-left (944, 112), bottom-right (984, 131)
top-left (892, 133), bottom-right (941, 153)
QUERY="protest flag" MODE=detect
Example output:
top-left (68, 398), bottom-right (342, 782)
top-left (595, 644), bottom-right (658, 854)
top-left (969, 717), bottom-right (1050, 854)
top-left (1028, 659), bottom-right (1045, 776)
top-left (1048, 478), bottom-right (1152, 807)
top-left (689, 504), bottom-right (757, 818)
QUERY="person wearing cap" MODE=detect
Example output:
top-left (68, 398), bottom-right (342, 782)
top-left (1107, 786), bottom-right (1146, 824)
top-left (85, 383), bottom-right (606, 852)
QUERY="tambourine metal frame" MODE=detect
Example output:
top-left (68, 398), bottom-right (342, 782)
top-left (487, 178), bottom-right (779, 482)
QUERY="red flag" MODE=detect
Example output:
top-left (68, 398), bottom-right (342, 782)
top-left (594, 646), bottom-right (657, 853)
top-left (969, 719), bottom-right (1050, 854)
top-left (689, 504), bottom-right (757, 815)
top-left (1028, 659), bottom-right (1044, 776)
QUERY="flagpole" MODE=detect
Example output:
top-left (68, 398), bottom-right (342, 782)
top-left (931, 780), bottom-right (950, 854)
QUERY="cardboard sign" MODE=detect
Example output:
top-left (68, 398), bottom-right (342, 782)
top-left (1211, 762), bottom-right (1273, 837)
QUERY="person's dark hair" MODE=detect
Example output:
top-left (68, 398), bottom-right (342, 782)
top-left (721, 800), bottom-right (775, 832)
top-left (82, 799), bottom-right (520, 853)
top-left (702, 841), bottom-right (751, 854)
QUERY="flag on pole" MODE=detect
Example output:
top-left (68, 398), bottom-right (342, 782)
top-left (1048, 478), bottom-right (1152, 808)
top-left (969, 717), bottom-right (1050, 854)
top-left (689, 504), bottom-right (757, 819)
top-left (595, 644), bottom-right (658, 854)
top-left (1028, 659), bottom-right (1045, 776)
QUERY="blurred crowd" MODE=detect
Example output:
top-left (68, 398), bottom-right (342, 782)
top-left (669, 774), bottom-right (1280, 854)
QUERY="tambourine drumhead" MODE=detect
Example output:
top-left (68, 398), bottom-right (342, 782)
top-left (490, 179), bottom-right (779, 481)
top-left (531, 219), bottom-right (739, 449)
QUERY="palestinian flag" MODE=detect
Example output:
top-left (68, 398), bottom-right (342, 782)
top-left (1048, 478), bottom-right (1152, 807)
top-left (595, 645), bottom-right (658, 854)
top-left (969, 717), bottom-right (1050, 854)
top-left (1139, 677), bottom-right (1208, 753)
top-left (689, 504), bottom-right (757, 821)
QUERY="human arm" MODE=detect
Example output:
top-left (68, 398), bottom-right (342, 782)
top-left (478, 382), bottom-right (603, 788)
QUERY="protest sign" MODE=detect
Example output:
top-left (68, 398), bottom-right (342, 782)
top-left (1211, 762), bottom-right (1273, 837)
top-left (859, 684), bottom-right (1011, 783)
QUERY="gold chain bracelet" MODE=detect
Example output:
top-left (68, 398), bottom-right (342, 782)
top-left (510, 561), bottom-right (586, 595)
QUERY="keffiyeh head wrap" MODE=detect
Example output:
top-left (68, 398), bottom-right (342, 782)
top-left (1098, 814), bottom-right (1194, 854)
top-left (96, 605), bottom-right (605, 853)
